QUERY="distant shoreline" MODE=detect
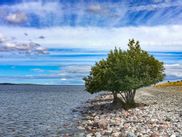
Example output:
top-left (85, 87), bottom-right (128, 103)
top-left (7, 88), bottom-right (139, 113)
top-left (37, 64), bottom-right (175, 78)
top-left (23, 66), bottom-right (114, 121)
top-left (1, 80), bottom-right (182, 86)
top-left (0, 83), bottom-right (84, 86)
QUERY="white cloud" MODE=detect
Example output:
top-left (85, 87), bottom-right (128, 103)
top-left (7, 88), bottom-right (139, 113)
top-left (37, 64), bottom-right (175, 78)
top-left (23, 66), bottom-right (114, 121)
top-left (61, 65), bottom-right (91, 74)
top-left (0, 25), bottom-right (182, 51)
top-left (1, 1), bottom-right (61, 14)
top-left (61, 78), bottom-right (67, 81)
top-left (87, 4), bottom-right (102, 13)
top-left (129, 2), bottom-right (182, 12)
top-left (6, 12), bottom-right (27, 24)
top-left (1, 0), bottom-right (181, 27)
top-left (165, 64), bottom-right (182, 77)
top-left (0, 31), bottom-right (48, 54)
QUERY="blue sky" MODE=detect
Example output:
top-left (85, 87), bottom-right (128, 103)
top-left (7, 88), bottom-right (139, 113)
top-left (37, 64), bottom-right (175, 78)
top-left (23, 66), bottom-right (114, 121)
top-left (0, 0), bottom-right (182, 84)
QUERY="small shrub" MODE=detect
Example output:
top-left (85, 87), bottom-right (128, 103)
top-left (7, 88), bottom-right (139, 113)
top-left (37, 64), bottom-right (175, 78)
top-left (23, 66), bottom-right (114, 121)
top-left (84, 39), bottom-right (165, 108)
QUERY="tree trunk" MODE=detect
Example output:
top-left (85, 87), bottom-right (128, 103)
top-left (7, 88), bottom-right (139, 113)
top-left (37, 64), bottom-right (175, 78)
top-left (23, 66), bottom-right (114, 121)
top-left (125, 89), bottom-right (136, 107)
top-left (112, 91), bottom-right (120, 105)
top-left (120, 89), bottom-right (136, 109)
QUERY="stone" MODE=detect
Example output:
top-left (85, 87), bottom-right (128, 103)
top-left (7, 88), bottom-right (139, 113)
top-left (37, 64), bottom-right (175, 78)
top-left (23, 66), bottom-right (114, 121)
top-left (92, 122), bottom-right (99, 128)
top-left (98, 119), bottom-right (108, 129)
top-left (179, 112), bottom-right (182, 117)
top-left (86, 133), bottom-right (93, 137)
top-left (87, 120), bottom-right (93, 125)
top-left (150, 133), bottom-right (160, 137)
top-left (76, 88), bottom-right (182, 137)
top-left (127, 132), bottom-right (137, 137)
top-left (104, 130), bottom-right (112, 136)
top-left (85, 126), bottom-right (92, 132)
top-left (75, 133), bottom-right (85, 137)
top-left (112, 132), bottom-right (122, 137)
top-left (77, 126), bottom-right (84, 130)
top-left (124, 111), bottom-right (130, 117)
top-left (170, 134), bottom-right (176, 137)
top-left (95, 132), bottom-right (102, 137)
top-left (124, 123), bottom-right (130, 129)
top-left (150, 119), bottom-right (157, 123)
top-left (165, 116), bottom-right (171, 122)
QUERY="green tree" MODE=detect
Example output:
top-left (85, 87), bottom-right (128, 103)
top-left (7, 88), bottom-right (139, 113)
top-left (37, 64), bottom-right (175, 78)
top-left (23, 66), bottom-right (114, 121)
top-left (83, 39), bottom-right (165, 108)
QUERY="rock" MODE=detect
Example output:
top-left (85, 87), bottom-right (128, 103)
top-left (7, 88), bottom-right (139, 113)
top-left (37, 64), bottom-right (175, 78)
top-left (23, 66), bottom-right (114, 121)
top-left (165, 116), bottom-right (171, 122)
top-left (92, 122), bottom-right (99, 128)
top-left (104, 130), bottom-right (112, 136)
top-left (170, 134), bottom-right (176, 137)
top-left (75, 133), bottom-right (85, 137)
top-left (63, 134), bottom-right (69, 137)
top-left (95, 132), bottom-right (102, 137)
top-left (86, 133), bottom-right (93, 137)
top-left (98, 119), bottom-right (108, 129)
top-left (87, 120), bottom-right (93, 125)
top-left (76, 88), bottom-right (182, 137)
top-left (85, 126), bottom-right (93, 132)
top-left (179, 112), bottom-right (182, 117)
top-left (150, 119), bottom-right (157, 123)
top-left (150, 133), bottom-right (160, 137)
top-left (127, 132), bottom-right (137, 137)
top-left (124, 111), bottom-right (130, 117)
top-left (124, 123), bottom-right (130, 129)
top-left (112, 132), bottom-right (122, 137)
top-left (77, 126), bottom-right (84, 130)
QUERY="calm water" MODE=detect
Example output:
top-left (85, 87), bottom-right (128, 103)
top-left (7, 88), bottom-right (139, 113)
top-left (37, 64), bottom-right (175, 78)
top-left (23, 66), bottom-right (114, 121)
top-left (0, 85), bottom-right (96, 136)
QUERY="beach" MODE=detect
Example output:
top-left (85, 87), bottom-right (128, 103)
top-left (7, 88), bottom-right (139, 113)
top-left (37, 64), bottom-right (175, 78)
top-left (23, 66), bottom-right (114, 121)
top-left (76, 86), bottom-right (182, 137)
top-left (0, 84), bottom-right (181, 137)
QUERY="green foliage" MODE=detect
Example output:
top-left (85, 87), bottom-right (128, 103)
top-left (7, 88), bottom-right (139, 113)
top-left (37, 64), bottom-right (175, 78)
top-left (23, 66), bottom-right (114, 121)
top-left (83, 39), bottom-right (165, 106)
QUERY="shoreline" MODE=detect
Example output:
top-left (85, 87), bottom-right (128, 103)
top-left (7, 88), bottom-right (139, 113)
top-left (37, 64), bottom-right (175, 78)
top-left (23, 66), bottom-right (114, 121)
top-left (74, 86), bottom-right (182, 137)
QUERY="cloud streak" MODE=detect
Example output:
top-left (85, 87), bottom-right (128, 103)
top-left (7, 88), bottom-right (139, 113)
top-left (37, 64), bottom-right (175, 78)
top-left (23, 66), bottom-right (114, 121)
top-left (165, 64), bottom-right (182, 78)
top-left (0, 31), bottom-right (48, 55)
top-left (6, 12), bottom-right (27, 24)
top-left (1, 25), bottom-right (182, 51)
top-left (129, 1), bottom-right (182, 12)
top-left (0, 0), bottom-right (181, 27)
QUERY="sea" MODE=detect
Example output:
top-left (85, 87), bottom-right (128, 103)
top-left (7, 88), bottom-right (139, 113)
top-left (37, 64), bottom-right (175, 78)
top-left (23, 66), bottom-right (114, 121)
top-left (0, 85), bottom-right (97, 136)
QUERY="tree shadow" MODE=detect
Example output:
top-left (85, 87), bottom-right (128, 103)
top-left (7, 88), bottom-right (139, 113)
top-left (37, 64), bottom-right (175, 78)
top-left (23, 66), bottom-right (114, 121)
top-left (78, 94), bottom-right (148, 116)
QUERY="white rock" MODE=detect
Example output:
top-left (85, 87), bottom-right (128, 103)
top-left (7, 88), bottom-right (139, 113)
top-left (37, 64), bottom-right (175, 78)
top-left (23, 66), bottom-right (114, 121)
top-left (170, 134), bottom-right (176, 137)
top-left (86, 133), bottom-right (93, 137)
top-left (95, 132), bottom-right (102, 137)
top-left (112, 132), bottom-right (121, 137)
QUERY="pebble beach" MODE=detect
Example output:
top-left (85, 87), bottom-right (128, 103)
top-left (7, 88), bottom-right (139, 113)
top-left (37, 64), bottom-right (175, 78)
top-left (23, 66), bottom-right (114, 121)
top-left (0, 85), bottom-right (181, 137)
top-left (75, 86), bottom-right (182, 137)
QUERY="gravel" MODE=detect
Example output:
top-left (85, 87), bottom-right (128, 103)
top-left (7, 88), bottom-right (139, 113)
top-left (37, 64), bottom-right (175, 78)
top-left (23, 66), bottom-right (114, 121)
top-left (76, 86), bottom-right (182, 137)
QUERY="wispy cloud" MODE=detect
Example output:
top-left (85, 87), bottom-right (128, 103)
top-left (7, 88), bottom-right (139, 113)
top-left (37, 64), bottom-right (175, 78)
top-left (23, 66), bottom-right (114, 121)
top-left (0, 0), bottom-right (181, 27)
top-left (5, 12), bottom-right (27, 24)
top-left (165, 64), bottom-right (182, 78)
top-left (87, 4), bottom-right (102, 13)
top-left (61, 65), bottom-right (91, 74)
top-left (129, 1), bottom-right (182, 12)
top-left (0, 31), bottom-right (48, 55)
top-left (1, 25), bottom-right (182, 51)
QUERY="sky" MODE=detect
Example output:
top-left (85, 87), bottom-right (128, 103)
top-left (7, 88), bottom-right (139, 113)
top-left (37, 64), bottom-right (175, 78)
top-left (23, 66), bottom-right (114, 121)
top-left (0, 0), bottom-right (182, 85)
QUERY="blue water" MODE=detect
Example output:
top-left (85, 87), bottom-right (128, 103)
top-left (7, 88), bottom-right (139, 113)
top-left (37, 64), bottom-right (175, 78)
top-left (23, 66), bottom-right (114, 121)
top-left (0, 85), bottom-right (96, 136)
top-left (0, 48), bottom-right (182, 85)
